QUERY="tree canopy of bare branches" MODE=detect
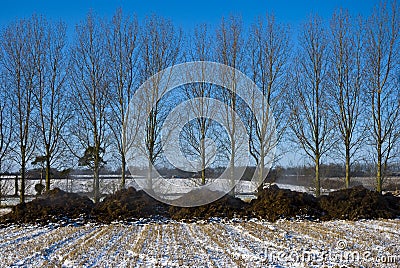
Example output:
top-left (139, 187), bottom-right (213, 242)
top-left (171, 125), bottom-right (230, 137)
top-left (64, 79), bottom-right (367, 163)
top-left (106, 9), bottom-right (140, 189)
top-left (327, 10), bottom-right (365, 188)
top-left (365, 1), bottom-right (400, 193)
top-left (70, 12), bottom-right (111, 203)
top-left (30, 16), bottom-right (70, 192)
top-left (216, 15), bottom-right (246, 194)
top-left (137, 15), bottom-right (181, 189)
top-left (289, 16), bottom-right (336, 197)
top-left (248, 14), bottom-right (290, 183)
top-left (1, 17), bottom-right (39, 203)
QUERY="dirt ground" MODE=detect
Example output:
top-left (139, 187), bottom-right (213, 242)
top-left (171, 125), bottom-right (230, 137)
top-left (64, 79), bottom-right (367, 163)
top-left (1, 185), bottom-right (399, 224)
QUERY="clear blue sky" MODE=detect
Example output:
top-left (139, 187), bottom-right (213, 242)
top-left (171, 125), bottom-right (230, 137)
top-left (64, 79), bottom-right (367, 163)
top-left (0, 0), bottom-right (381, 32)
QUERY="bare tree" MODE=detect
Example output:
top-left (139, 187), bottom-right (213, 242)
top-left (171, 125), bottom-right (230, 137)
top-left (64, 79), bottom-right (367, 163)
top-left (31, 16), bottom-right (70, 192)
top-left (0, 72), bottom-right (14, 205)
top-left (179, 24), bottom-right (218, 185)
top-left (248, 14), bottom-right (290, 184)
top-left (216, 15), bottom-right (246, 194)
top-left (365, 1), bottom-right (400, 193)
top-left (0, 73), bottom-right (13, 174)
top-left (105, 9), bottom-right (140, 189)
top-left (70, 12), bottom-right (111, 203)
top-left (1, 18), bottom-right (37, 203)
top-left (138, 15), bottom-right (181, 189)
top-left (289, 16), bottom-right (335, 197)
top-left (327, 10), bottom-right (365, 188)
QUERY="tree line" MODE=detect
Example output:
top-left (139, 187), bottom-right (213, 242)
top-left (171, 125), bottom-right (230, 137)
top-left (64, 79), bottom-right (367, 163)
top-left (0, 1), bottom-right (399, 203)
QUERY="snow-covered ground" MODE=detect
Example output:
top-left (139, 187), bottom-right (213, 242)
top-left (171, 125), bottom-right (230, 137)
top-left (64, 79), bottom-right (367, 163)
top-left (0, 208), bottom-right (11, 216)
top-left (0, 219), bottom-right (398, 267)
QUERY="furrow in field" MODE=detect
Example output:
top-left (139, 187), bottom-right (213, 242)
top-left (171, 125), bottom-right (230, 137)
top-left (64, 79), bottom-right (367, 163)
top-left (0, 225), bottom-right (24, 238)
top-left (238, 221), bottom-right (302, 250)
top-left (100, 224), bottom-right (145, 267)
top-left (191, 223), bottom-right (239, 267)
top-left (0, 225), bottom-right (53, 249)
top-left (69, 225), bottom-right (117, 267)
top-left (130, 224), bottom-right (152, 267)
top-left (321, 220), bottom-right (400, 253)
top-left (84, 225), bottom-right (126, 267)
top-left (0, 227), bottom-right (66, 266)
top-left (220, 222), bottom-right (280, 265)
top-left (238, 220), bottom-right (341, 267)
top-left (178, 223), bottom-right (217, 267)
top-left (8, 225), bottom-right (98, 267)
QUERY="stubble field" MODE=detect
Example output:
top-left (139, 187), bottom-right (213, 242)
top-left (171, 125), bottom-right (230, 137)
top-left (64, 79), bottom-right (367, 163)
top-left (0, 219), bottom-right (399, 267)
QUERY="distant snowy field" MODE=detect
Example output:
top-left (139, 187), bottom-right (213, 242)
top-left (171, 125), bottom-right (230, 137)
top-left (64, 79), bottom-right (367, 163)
top-left (0, 219), bottom-right (398, 267)
top-left (1, 176), bottom-right (399, 200)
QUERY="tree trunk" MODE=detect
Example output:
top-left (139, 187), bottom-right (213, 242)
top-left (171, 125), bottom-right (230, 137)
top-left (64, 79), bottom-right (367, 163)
top-left (14, 175), bottom-right (18, 196)
top-left (315, 155), bottom-right (320, 197)
top-left (121, 154), bottom-right (126, 189)
top-left (376, 142), bottom-right (382, 194)
top-left (93, 164), bottom-right (100, 203)
top-left (345, 146), bottom-right (350, 189)
top-left (229, 94), bottom-right (236, 196)
top-left (201, 136), bottom-right (206, 185)
top-left (20, 158), bottom-right (26, 204)
top-left (147, 158), bottom-right (153, 190)
top-left (45, 156), bottom-right (51, 192)
top-left (229, 139), bottom-right (236, 196)
top-left (93, 149), bottom-right (100, 203)
top-left (259, 151), bottom-right (265, 184)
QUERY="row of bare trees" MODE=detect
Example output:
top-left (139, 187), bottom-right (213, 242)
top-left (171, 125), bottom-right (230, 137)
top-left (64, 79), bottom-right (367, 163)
top-left (288, 2), bottom-right (399, 196)
top-left (0, 17), bottom-right (70, 203)
top-left (0, 1), bottom-right (398, 203)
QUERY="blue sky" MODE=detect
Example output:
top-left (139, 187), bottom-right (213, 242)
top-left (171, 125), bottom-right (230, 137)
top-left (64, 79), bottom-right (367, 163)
top-left (0, 0), bottom-right (381, 32)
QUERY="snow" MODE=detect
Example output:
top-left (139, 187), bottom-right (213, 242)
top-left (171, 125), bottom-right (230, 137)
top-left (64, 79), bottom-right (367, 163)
top-left (0, 208), bottom-right (11, 216)
top-left (273, 183), bottom-right (310, 193)
top-left (0, 219), bottom-right (398, 267)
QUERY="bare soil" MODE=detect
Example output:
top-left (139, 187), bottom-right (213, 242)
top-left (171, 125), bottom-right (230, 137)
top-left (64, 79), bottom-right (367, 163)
top-left (1, 185), bottom-right (399, 224)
